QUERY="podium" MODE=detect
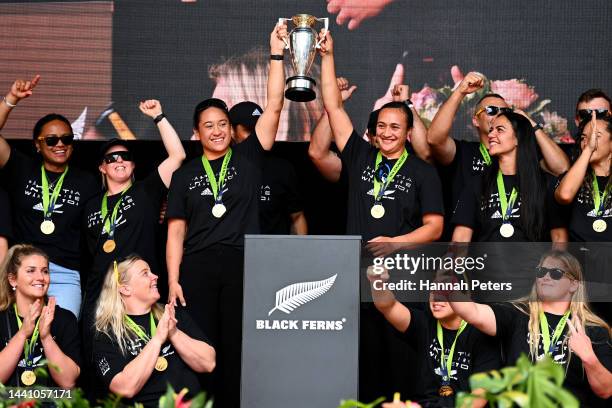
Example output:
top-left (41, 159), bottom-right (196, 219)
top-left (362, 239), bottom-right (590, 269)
top-left (241, 235), bottom-right (361, 408)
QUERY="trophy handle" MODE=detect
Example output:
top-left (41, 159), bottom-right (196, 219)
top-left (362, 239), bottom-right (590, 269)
top-left (277, 18), bottom-right (291, 49)
top-left (314, 17), bottom-right (329, 49)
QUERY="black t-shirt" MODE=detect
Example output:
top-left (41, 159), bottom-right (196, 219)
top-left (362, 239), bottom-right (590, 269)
top-left (491, 303), bottom-right (612, 407)
top-left (0, 305), bottom-right (81, 387)
top-left (93, 308), bottom-right (208, 408)
top-left (449, 140), bottom-right (488, 207)
top-left (0, 187), bottom-right (12, 241)
top-left (166, 133), bottom-right (263, 254)
top-left (452, 173), bottom-right (557, 242)
top-left (82, 171), bottom-right (167, 318)
top-left (1, 149), bottom-right (99, 270)
top-left (341, 130), bottom-right (444, 241)
top-left (401, 309), bottom-right (500, 406)
top-left (550, 175), bottom-right (612, 242)
top-left (259, 152), bottom-right (304, 234)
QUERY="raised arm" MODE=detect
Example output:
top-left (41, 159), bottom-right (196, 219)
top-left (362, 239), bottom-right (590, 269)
top-left (367, 267), bottom-right (412, 333)
top-left (515, 109), bottom-right (569, 176)
top-left (308, 77), bottom-right (356, 182)
top-left (319, 31), bottom-right (354, 152)
top-left (392, 84), bottom-right (432, 163)
top-left (255, 23), bottom-right (287, 150)
top-left (567, 319), bottom-right (612, 399)
top-left (0, 75), bottom-right (40, 131)
top-left (555, 113), bottom-right (597, 204)
top-left (427, 72), bottom-right (484, 165)
top-left (448, 292), bottom-right (497, 337)
top-left (138, 100), bottom-right (186, 187)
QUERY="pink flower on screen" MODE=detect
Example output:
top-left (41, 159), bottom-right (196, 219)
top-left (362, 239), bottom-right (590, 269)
top-left (410, 86), bottom-right (438, 110)
top-left (490, 79), bottom-right (539, 110)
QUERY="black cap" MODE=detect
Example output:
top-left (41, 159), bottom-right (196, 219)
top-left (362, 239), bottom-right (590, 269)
top-left (99, 138), bottom-right (130, 163)
top-left (229, 101), bottom-right (263, 131)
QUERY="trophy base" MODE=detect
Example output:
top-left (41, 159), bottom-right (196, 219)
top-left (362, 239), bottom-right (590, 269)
top-left (285, 76), bottom-right (316, 102)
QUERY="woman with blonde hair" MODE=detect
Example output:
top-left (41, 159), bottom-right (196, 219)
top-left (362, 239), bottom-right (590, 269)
top-left (449, 250), bottom-right (612, 406)
top-left (0, 244), bottom-right (80, 388)
top-left (92, 255), bottom-right (215, 407)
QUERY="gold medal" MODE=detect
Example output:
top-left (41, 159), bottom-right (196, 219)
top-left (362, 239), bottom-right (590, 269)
top-left (103, 239), bottom-right (116, 253)
top-left (21, 370), bottom-right (36, 386)
top-left (40, 220), bottom-right (55, 235)
top-left (593, 219), bottom-right (607, 233)
top-left (438, 385), bottom-right (454, 397)
top-left (370, 204), bottom-right (385, 219)
top-left (499, 223), bottom-right (515, 238)
top-left (155, 356), bottom-right (168, 372)
top-left (212, 203), bottom-right (227, 218)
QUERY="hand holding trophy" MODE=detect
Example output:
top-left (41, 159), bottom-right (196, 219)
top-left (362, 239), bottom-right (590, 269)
top-left (278, 14), bottom-right (329, 102)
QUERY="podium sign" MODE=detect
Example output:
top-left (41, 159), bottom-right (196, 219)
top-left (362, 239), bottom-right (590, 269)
top-left (241, 235), bottom-right (361, 408)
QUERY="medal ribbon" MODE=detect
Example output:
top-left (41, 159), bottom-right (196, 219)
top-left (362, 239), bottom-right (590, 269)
top-left (436, 320), bottom-right (467, 382)
top-left (40, 165), bottom-right (68, 220)
top-left (13, 304), bottom-right (41, 369)
top-left (479, 143), bottom-right (492, 166)
top-left (124, 312), bottom-right (157, 341)
top-left (373, 149), bottom-right (408, 202)
top-left (539, 310), bottom-right (570, 355)
top-left (496, 171), bottom-right (518, 222)
top-left (591, 171), bottom-right (611, 217)
top-left (101, 185), bottom-right (131, 237)
top-left (201, 150), bottom-right (232, 203)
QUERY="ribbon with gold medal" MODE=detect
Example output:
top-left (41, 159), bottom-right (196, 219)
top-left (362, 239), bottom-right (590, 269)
top-left (497, 170), bottom-right (518, 238)
top-left (124, 312), bottom-right (168, 371)
top-left (100, 185), bottom-right (131, 253)
top-left (201, 149), bottom-right (232, 218)
top-left (591, 171), bottom-right (611, 233)
top-left (39, 165), bottom-right (69, 235)
top-left (539, 310), bottom-right (571, 356)
top-left (436, 319), bottom-right (467, 397)
top-left (13, 304), bottom-right (41, 386)
top-left (370, 149), bottom-right (408, 219)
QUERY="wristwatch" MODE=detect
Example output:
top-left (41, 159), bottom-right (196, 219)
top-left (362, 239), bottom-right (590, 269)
top-left (533, 122), bottom-right (544, 131)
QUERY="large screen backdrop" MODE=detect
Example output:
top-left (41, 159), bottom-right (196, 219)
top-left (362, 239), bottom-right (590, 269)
top-left (1, 0), bottom-right (610, 143)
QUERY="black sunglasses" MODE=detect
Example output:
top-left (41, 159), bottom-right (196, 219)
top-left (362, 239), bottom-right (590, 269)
top-left (577, 108), bottom-right (610, 121)
top-left (38, 134), bottom-right (74, 147)
top-left (476, 106), bottom-right (514, 117)
top-left (103, 151), bottom-right (133, 164)
top-left (535, 266), bottom-right (567, 280)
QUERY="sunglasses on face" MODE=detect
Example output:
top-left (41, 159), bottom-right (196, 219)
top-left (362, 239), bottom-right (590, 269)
top-left (577, 108), bottom-right (610, 121)
top-left (535, 266), bottom-right (567, 280)
top-left (475, 106), bottom-right (514, 117)
top-left (38, 134), bottom-right (74, 147)
top-left (103, 151), bottom-right (133, 164)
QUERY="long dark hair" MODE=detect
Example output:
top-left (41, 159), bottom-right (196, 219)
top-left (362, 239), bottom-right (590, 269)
top-left (481, 112), bottom-right (546, 240)
top-left (578, 116), bottom-right (612, 206)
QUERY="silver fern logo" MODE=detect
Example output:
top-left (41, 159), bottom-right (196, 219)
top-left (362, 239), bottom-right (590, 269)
top-left (268, 274), bottom-right (337, 316)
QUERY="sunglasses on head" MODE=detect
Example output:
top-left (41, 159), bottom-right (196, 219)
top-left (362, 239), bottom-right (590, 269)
top-left (577, 108), bottom-right (610, 121)
top-left (38, 134), bottom-right (74, 147)
top-left (103, 151), bottom-right (133, 164)
top-left (535, 266), bottom-right (567, 280)
top-left (476, 106), bottom-right (514, 117)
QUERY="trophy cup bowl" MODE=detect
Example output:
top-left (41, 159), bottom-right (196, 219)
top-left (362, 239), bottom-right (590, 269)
top-left (279, 14), bottom-right (328, 102)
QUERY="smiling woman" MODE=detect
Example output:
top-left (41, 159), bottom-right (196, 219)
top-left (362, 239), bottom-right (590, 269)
top-left (0, 77), bottom-right (99, 319)
top-left (92, 256), bottom-right (214, 407)
top-left (0, 244), bottom-right (81, 389)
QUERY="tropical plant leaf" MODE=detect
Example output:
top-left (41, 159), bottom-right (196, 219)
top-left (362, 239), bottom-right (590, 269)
top-left (268, 274), bottom-right (337, 316)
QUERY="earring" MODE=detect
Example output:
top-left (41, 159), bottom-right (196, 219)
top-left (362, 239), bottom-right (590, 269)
top-left (11, 286), bottom-right (16, 291)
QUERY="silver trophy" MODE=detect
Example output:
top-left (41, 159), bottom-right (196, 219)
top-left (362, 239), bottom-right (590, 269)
top-left (278, 14), bottom-right (328, 102)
